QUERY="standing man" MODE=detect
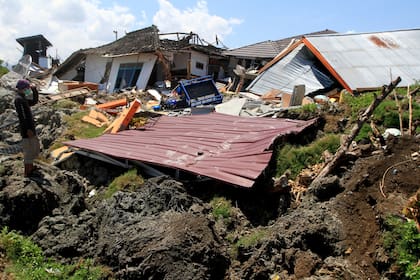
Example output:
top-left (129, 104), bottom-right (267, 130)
top-left (14, 79), bottom-right (40, 177)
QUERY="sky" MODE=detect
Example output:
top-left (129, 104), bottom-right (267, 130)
top-left (0, 0), bottom-right (419, 66)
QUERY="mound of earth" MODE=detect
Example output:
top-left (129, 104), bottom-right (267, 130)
top-left (0, 72), bottom-right (419, 279)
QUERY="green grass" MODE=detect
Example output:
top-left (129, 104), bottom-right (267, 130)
top-left (236, 229), bottom-right (267, 249)
top-left (53, 99), bottom-right (80, 109)
top-left (104, 169), bottom-right (144, 199)
top-left (210, 196), bottom-right (233, 221)
top-left (342, 88), bottom-right (420, 140)
top-left (49, 111), bottom-right (107, 152)
top-left (383, 216), bottom-right (420, 279)
top-left (63, 111), bottom-right (107, 139)
top-left (229, 229), bottom-right (268, 259)
top-left (0, 227), bottom-right (110, 279)
top-left (275, 134), bottom-right (340, 179)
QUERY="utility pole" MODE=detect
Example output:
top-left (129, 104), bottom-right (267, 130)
top-left (113, 30), bottom-right (118, 40)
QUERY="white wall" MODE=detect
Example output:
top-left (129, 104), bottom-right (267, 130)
top-left (85, 54), bottom-right (109, 84)
top-left (106, 53), bottom-right (157, 92)
top-left (85, 54), bottom-right (156, 92)
top-left (190, 51), bottom-right (208, 76)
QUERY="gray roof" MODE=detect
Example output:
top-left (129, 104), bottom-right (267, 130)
top-left (247, 28), bottom-right (420, 95)
top-left (85, 25), bottom-right (160, 56)
top-left (223, 29), bottom-right (336, 59)
top-left (306, 29), bottom-right (420, 90)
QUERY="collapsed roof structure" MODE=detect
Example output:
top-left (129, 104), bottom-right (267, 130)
top-left (247, 28), bottom-right (420, 96)
top-left (54, 25), bottom-right (227, 92)
top-left (65, 113), bottom-right (317, 188)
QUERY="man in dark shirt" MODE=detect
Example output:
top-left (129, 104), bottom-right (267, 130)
top-left (14, 79), bottom-right (40, 177)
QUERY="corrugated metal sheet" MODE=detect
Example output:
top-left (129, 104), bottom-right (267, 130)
top-left (247, 29), bottom-right (420, 95)
top-left (65, 113), bottom-right (316, 188)
top-left (306, 29), bottom-right (420, 89)
top-left (247, 44), bottom-right (335, 95)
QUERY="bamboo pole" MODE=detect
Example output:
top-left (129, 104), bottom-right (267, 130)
top-left (393, 89), bottom-right (404, 134)
top-left (408, 85), bottom-right (412, 135)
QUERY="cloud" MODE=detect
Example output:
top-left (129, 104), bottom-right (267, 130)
top-left (153, 0), bottom-right (242, 45)
top-left (0, 0), bottom-right (144, 65)
top-left (0, 0), bottom-right (241, 66)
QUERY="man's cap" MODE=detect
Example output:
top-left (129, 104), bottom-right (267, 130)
top-left (16, 79), bottom-right (30, 90)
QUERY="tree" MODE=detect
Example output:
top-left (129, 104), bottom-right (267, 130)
top-left (0, 59), bottom-right (9, 77)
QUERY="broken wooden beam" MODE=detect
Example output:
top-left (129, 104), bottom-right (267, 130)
top-left (104, 99), bottom-right (142, 134)
top-left (312, 77), bottom-right (402, 183)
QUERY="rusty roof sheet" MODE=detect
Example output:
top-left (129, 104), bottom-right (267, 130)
top-left (65, 113), bottom-right (316, 188)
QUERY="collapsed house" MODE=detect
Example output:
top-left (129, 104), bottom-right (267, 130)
top-left (222, 29), bottom-right (336, 76)
top-left (247, 28), bottom-right (420, 96)
top-left (54, 25), bottom-right (227, 93)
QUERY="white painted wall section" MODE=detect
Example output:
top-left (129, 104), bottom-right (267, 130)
top-left (191, 51), bottom-right (208, 76)
top-left (85, 54), bottom-right (109, 84)
top-left (107, 53), bottom-right (157, 92)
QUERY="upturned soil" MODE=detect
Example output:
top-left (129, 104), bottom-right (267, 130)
top-left (0, 72), bottom-right (419, 279)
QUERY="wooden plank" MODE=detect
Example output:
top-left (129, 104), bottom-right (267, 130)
top-left (96, 98), bottom-right (128, 110)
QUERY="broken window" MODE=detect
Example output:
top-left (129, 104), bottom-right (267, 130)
top-left (115, 63), bottom-right (143, 90)
top-left (195, 61), bottom-right (204, 70)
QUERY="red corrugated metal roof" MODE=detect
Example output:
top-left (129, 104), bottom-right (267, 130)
top-left (65, 113), bottom-right (316, 188)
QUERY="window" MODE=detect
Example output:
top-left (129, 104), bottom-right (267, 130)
top-left (195, 61), bottom-right (204, 70)
top-left (115, 63), bottom-right (143, 90)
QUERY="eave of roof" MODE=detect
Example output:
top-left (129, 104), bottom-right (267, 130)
top-left (65, 113), bottom-right (317, 188)
top-left (16, 34), bottom-right (52, 47)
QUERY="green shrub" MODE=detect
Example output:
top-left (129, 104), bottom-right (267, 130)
top-left (354, 123), bottom-right (372, 143)
top-left (236, 229), bottom-right (267, 249)
top-left (383, 216), bottom-right (420, 279)
top-left (210, 196), bottom-right (233, 221)
top-left (275, 134), bottom-right (340, 178)
top-left (0, 59), bottom-right (9, 77)
top-left (342, 88), bottom-right (420, 140)
top-left (53, 99), bottom-right (80, 109)
top-left (0, 227), bottom-right (108, 279)
top-left (104, 169), bottom-right (144, 198)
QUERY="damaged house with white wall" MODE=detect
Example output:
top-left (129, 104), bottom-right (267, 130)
top-left (54, 25), bottom-right (227, 92)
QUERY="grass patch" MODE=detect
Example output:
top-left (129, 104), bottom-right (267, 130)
top-left (52, 99), bottom-right (80, 110)
top-left (104, 169), bottom-right (144, 199)
top-left (229, 229), bottom-right (269, 259)
top-left (383, 216), bottom-right (420, 279)
top-left (236, 229), bottom-right (267, 249)
top-left (48, 111), bottom-right (106, 152)
top-left (275, 134), bottom-right (340, 179)
top-left (0, 227), bottom-right (109, 279)
top-left (210, 196), bottom-right (233, 221)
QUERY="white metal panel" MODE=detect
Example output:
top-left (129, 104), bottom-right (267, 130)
top-left (247, 44), bottom-right (334, 95)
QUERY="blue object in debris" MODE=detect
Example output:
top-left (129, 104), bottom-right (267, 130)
top-left (175, 75), bottom-right (223, 107)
